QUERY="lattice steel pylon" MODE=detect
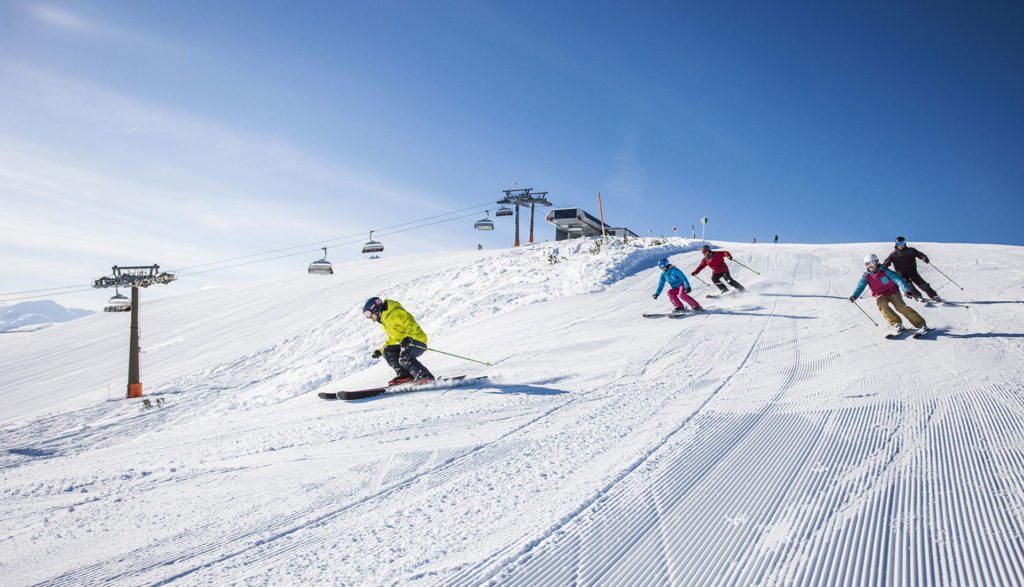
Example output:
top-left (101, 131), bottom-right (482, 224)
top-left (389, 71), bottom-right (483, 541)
top-left (497, 188), bottom-right (553, 247)
top-left (92, 265), bottom-right (176, 398)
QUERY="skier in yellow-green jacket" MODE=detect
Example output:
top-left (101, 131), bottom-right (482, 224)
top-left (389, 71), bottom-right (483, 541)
top-left (362, 297), bottom-right (435, 385)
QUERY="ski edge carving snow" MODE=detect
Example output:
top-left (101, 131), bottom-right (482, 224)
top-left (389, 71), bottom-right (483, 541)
top-left (319, 375), bottom-right (487, 401)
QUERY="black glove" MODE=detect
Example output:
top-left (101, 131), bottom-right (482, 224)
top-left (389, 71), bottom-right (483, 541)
top-left (400, 336), bottom-right (420, 349)
top-left (371, 349), bottom-right (382, 359)
top-left (652, 294), bottom-right (658, 300)
top-left (849, 296), bottom-right (857, 303)
top-left (684, 287), bottom-right (691, 294)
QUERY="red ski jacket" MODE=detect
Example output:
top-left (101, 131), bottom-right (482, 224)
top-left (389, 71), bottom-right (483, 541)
top-left (693, 251), bottom-right (733, 275)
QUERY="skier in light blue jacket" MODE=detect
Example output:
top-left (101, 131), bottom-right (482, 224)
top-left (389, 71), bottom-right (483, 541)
top-left (653, 258), bottom-right (703, 313)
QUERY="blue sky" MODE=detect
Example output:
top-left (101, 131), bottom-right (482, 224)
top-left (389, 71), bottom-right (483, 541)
top-left (1, 1), bottom-right (1021, 308)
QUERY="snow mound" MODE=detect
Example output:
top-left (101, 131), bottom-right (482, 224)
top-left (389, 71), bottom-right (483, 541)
top-left (155, 237), bottom-right (699, 412)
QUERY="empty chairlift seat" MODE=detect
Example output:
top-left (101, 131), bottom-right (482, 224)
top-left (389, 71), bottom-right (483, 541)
top-left (308, 247), bottom-right (334, 275)
top-left (104, 290), bottom-right (131, 312)
top-left (474, 211), bottom-right (495, 231)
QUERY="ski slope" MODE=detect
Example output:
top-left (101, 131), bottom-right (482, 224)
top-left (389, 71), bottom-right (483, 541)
top-left (2, 239), bottom-right (1023, 586)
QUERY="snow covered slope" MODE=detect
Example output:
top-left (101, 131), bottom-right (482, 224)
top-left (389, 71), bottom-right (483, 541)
top-left (1, 239), bottom-right (1023, 585)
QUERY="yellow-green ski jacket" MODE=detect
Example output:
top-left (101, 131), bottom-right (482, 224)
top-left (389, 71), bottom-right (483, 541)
top-left (376, 299), bottom-right (428, 352)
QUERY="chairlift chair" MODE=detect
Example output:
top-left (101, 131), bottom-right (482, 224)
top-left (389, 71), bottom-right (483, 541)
top-left (474, 210), bottom-right (495, 231)
top-left (308, 247), bottom-right (334, 275)
top-left (362, 231), bottom-right (384, 254)
top-left (104, 289), bottom-right (131, 312)
top-left (495, 205), bottom-right (514, 218)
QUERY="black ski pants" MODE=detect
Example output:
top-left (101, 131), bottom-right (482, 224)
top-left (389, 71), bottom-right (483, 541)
top-left (383, 344), bottom-right (433, 379)
top-left (897, 269), bottom-right (937, 299)
top-left (712, 270), bottom-right (745, 293)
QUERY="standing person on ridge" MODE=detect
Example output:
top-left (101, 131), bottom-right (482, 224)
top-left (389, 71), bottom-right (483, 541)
top-left (362, 297), bottom-right (435, 385)
top-left (882, 236), bottom-right (941, 302)
top-left (850, 254), bottom-right (929, 336)
top-left (653, 258), bottom-right (703, 313)
top-left (774, 234), bottom-right (779, 244)
top-left (692, 244), bottom-right (745, 295)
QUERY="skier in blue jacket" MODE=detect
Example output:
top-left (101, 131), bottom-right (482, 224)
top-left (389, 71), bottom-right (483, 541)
top-left (653, 258), bottom-right (703, 313)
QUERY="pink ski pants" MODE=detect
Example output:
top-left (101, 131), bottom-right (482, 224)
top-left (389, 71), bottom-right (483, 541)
top-left (668, 286), bottom-right (700, 310)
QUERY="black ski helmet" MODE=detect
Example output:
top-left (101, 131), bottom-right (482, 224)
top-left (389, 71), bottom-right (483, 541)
top-left (700, 244), bottom-right (712, 257)
top-left (362, 297), bottom-right (385, 320)
top-left (895, 236), bottom-right (907, 248)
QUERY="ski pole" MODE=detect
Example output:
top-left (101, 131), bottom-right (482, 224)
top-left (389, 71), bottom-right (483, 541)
top-left (410, 342), bottom-right (493, 367)
top-left (729, 258), bottom-right (761, 275)
top-left (927, 264), bottom-right (964, 290)
top-left (691, 273), bottom-right (710, 287)
top-left (850, 298), bottom-right (878, 327)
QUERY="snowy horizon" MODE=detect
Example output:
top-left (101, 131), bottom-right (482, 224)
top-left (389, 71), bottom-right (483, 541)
top-left (3, 2), bottom-right (1022, 311)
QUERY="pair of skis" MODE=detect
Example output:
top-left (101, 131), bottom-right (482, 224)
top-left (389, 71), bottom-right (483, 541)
top-left (318, 375), bottom-right (488, 401)
top-left (885, 328), bottom-right (932, 340)
top-left (643, 307), bottom-right (712, 319)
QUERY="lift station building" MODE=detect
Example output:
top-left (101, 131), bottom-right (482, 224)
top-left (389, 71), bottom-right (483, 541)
top-left (545, 208), bottom-right (638, 241)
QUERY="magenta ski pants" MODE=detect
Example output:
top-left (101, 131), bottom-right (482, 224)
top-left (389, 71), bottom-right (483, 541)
top-left (668, 286), bottom-right (700, 310)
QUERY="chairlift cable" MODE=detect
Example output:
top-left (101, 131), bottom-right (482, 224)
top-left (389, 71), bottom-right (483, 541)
top-left (0, 287), bottom-right (97, 304)
top-left (168, 201), bottom-right (492, 273)
top-left (177, 209), bottom-right (487, 277)
top-left (1, 201), bottom-right (494, 303)
top-left (0, 283), bottom-right (95, 297)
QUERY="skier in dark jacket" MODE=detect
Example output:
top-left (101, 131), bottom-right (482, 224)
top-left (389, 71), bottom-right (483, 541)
top-left (692, 245), bottom-right (745, 294)
top-left (363, 297), bottom-right (435, 385)
top-left (882, 236), bottom-right (940, 302)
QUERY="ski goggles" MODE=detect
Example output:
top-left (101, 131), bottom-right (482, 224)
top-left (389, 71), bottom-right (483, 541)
top-left (363, 310), bottom-right (376, 319)
top-left (896, 241), bottom-right (907, 248)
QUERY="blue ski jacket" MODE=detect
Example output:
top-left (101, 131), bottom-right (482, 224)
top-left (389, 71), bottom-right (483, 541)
top-left (654, 266), bottom-right (691, 296)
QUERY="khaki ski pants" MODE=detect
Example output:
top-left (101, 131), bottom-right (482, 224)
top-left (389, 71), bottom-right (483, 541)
top-left (875, 292), bottom-right (925, 328)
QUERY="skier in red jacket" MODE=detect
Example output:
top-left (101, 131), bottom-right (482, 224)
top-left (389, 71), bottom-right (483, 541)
top-left (693, 245), bottom-right (746, 295)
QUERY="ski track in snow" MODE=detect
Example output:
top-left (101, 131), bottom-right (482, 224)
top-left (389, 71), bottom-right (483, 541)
top-left (1, 240), bottom-right (1023, 586)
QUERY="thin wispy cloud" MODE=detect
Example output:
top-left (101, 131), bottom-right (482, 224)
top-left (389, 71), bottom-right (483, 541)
top-left (27, 4), bottom-right (100, 34)
top-left (0, 62), bottom-right (478, 306)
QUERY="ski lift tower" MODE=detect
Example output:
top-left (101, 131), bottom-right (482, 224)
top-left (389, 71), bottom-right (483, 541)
top-left (498, 188), bottom-right (553, 246)
top-left (92, 265), bottom-right (176, 398)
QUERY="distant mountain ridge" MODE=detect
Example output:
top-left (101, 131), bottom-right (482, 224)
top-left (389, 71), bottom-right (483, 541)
top-left (0, 300), bottom-right (93, 332)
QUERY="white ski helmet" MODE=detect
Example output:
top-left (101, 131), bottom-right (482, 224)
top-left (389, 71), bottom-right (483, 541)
top-left (863, 254), bottom-right (880, 267)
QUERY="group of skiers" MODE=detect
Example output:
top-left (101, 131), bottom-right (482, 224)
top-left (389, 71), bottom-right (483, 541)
top-left (650, 237), bottom-right (942, 337)
top-left (652, 244), bottom-right (747, 314)
top-left (366, 237), bottom-right (944, 386)
top-left (849, 237), bottom-right (940, 336)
